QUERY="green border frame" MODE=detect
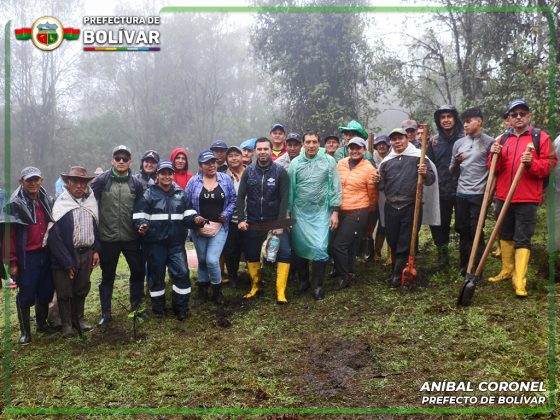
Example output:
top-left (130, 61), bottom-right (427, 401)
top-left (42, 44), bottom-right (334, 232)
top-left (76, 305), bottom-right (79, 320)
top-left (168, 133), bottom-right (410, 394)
top-left (2, 5), bottom-right (556, 416)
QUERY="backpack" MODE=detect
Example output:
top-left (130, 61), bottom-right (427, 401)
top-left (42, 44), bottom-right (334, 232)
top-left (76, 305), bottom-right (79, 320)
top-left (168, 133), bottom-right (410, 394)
top-left (499, 128), bottom-right (549, 189)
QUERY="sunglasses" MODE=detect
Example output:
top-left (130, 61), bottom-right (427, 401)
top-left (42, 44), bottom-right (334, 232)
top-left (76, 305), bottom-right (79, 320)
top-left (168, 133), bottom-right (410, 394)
top-left (114, 156), bottom-right (130, 163)
top-left (509, 111), bottom-right (528, 118)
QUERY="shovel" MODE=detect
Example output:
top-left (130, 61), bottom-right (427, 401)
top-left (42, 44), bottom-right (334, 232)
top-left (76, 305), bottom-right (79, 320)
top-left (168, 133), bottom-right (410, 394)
top-left (401, 127), bottom-right (430, 287)
top-left (458, 143), bottom-right (534, 306)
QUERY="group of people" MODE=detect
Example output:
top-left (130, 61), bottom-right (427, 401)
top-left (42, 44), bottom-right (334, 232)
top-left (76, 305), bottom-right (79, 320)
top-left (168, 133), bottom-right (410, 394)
top-left (0, 98), bottom-right (557, 345)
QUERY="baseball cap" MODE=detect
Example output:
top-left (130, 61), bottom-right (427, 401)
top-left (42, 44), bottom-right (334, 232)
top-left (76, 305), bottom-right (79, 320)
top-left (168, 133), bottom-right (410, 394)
top-left (198, 150), bottom-right (217, 163)
top-left (374, 135), bottom-right (390, 147)
top-left (347, 137), bottom-right (367, 148)
top-left (142, 150), bottom-right (160, 162)
top-left (157, 160), bottom-right (175, 172)
top-left (324, 135), bottom-right (340, 144)
top-left (506, 99), bottom-right (530, 115)
top-left (286, 133), bottom-right (301, 143)
top-left (210, 140), bottom-right (228, 150)
top-left (227, 145), bottom-right (243, 154)
top-left (112, 145), bottom-right (131, 156)
top-left (270, 123), bottom-right (285, 133)
top-left (401, 119), bottom-right (418, 131)
top-left (240, 138), bottom-right (257, 151)
top-left (389, 128), bottom-right (407, 138)
top-left (20, 167), bottom-right (42, 180)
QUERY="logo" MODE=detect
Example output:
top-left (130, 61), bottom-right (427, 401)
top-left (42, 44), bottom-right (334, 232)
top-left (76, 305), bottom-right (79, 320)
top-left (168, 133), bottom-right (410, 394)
top-left (15, 16), bottom-right (80, 51)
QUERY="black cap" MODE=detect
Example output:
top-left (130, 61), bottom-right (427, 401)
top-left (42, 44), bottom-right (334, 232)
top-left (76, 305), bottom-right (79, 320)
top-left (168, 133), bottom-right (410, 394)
top-left (210, 140), bottom-right (228, 150)
top-left (506, 99), bottom-right (530, 115)
top-left (141, 150), bottom-right (160, 162)
top-left (270, 123), bottom-right (285, 133)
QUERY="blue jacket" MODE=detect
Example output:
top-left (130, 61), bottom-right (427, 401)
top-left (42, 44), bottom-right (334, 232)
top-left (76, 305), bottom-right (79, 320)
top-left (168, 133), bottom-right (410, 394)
top-left (184, 172), bottom-right (236, 232)
top-left (133, 183), bottom-right (198, 244)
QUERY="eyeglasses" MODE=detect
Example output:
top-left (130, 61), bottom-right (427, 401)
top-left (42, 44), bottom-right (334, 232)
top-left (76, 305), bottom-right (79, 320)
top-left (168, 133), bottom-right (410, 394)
top-left (114, 156), bottom-right (130, 163)
top-left (509, 111), bottom-right (529, 118)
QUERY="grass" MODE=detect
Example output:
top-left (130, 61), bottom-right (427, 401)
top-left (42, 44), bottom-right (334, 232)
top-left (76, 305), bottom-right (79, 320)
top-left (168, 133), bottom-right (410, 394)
top-left (0, 208), bottom-right (557, 419)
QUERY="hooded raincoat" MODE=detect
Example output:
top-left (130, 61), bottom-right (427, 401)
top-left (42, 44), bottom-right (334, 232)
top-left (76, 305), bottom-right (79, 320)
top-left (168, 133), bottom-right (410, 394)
top-left (288, 148), bottom-right (341, 261)
top-left (170, 148), bottom-right (193, 189)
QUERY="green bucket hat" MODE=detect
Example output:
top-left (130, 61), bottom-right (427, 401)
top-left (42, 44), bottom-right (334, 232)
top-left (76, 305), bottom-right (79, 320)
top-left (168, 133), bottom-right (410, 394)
top-left (338, 120), bottom-right (368, 139)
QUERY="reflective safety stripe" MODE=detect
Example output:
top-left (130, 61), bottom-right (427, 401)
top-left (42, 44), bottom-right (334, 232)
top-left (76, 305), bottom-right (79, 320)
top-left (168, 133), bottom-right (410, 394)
top-left (149, 289), bottom-right (165, 297)
top-left (169, 214), bottom-right (184, 220)
top-left (172, 285), bottom-right (191, 295)
top-left (183, 209), bottom-right (197, 217)
top-left (133, 212), bottom-right (150, 220)
top-left (150, 214), bottom-right (169, 221)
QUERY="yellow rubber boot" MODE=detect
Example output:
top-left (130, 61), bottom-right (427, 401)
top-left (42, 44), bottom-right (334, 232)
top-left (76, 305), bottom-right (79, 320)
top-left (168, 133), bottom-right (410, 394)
top-left (488, 240), bottom-right (515, 282)
top-left (491, 240), bottom-right (501, 258)
top-left (244, 262), bottom-right (261, 299)
top-left (276, 262), bottom-right (290, 304)
top-left (384, 246), bottom-right (393, 266)
top-left (374, 231), bottom-right (385, 263)
top-left (512, 248), bottom-right (530, 297)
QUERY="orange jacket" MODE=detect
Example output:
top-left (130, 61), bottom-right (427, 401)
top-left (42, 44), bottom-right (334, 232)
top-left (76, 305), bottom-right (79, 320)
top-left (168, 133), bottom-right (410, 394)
top-left (337, 157), bottom-right (378, 211)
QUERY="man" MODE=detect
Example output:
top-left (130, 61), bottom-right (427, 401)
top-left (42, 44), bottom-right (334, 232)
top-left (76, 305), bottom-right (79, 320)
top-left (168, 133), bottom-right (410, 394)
top-left (449, 108), bottom-right (494, 276)
top-left (487, 99), bottom-right (557, 297)
top-left (402, 119), bottom-right (421, 149)
top-left (374, 129), bottom-right (438, 288)
top-left (324, 135), bottom-right (340, 157)
top-left (416, 124), bottom-right (425, 143)
top-left (134, 161), bottom-right (204, 319)
top-left (170, 147), bottom-right (192, 189)
top-left (1, 167), bottom-right (57, 344)
top-left (427, 105), bottom-right (463, 269)
top-left (211, 140), bottom-right (229, 172)
top-left (134, 150), bottom-right (160, 190)
top-left (237, 137), bottom-right (291, 303)
top-left (270, 123), bottom-right (287, 160)
top-left (91, 145), bottom-right (145, 325)
top-left (47, 167), bottom-right (100, 337)
top-left (335, 120), bottom-right (375, 165)
top-left (289, 132), bottom-right (341, 300)
top-left (275, 132), bottom-right (302, 170)
top-left (240, 138), bottom-right (256, 166)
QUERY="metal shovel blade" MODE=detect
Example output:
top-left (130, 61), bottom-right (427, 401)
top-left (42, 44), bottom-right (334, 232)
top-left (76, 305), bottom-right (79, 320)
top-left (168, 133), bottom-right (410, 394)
top-left (457, 273), bottom-right (479, 307)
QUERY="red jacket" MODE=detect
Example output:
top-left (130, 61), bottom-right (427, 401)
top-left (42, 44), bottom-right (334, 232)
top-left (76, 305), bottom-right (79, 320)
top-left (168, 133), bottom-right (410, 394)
top-left (490, 126), bottom-right (557, 203)
top-left (170, 147), bottom-right (193, 190)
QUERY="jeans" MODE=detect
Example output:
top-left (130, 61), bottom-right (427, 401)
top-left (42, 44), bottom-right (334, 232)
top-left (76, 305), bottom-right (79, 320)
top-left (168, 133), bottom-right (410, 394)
top-left (16, 248), bottom-right (54, 308)
top-left (244, 229), bottom-right (291, 263)
top-left (191, 226), bottom-right (228, 285)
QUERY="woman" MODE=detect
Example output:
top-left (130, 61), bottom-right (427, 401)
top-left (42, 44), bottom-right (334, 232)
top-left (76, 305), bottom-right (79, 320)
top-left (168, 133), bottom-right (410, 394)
top-left (185, 150), bottom-right (236, 304)
top-left (372, 135), bottom-right (391, 265)
top-left (223, 146), bottom-right (246, 288)
top-left (170, 147), bottom-right (192, 189)
top-left (332, 137), bottom-right (378, 289)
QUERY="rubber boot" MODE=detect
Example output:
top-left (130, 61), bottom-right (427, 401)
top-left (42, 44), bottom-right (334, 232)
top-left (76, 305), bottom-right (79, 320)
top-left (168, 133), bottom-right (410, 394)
top-left (384, 246), bottom-right (393, 266)
top-left (334, 273), bottom-right (350, 290)
top-left (244, 262), bottom-right (262, 299)
top-left (512, 248), bottom-right (530, 297)
top-left (16, 297), bottom-right (31, 345)
top-left (36, 303), bottom-right (59, 334)
top-left (436, 245), bottom-right (450, 270)
top-left (73, 296), bottom-right (93, 332)
top-left (459, 236), bottom-right (470, 277)
top-left (491, 240), bottom-right (501, 258)
top-left (276, 262), bottom-right (290, 304)
top-left (196, 282), bottom-right (209, 305)
top-left (488, 240), bottom-right (515, 282)
top-left (98, 282), bottom-right (113, 325)
top-left (220, 255), bottom-right (229, 283)
top-left (58, 298), bottom-right (76, 338)
top-left (374, 231), bottom-right (385, 263)
top-left (311, 260), bottom-right (327, 300)
top-left (297, 260), bottom-right (310, 294)
top-left (211, 283), bottom-right (225, 305)
top-left (389, 256), bottom-right (407, 289)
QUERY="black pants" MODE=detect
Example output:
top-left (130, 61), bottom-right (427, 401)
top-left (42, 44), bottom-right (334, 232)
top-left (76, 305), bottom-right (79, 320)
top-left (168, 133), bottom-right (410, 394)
top-left (99, 240), bottom-right (145, 314)
top-left (385, 203), bottom-right (417, 261)
top-left (223, 222), bottom-right (245, 281)
top-left (455, 195), bottom-right (485, 270)
top-left (332, 209), bottom-right (369, 277)
top-left (494, 200), bottom-right (537, 249)
top-left (430, 196), bottom-right (455, 247)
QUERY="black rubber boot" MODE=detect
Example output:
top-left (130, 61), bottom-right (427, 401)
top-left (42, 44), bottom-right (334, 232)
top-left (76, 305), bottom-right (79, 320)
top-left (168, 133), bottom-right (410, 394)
top-left (196, 282), bottom-right (209, 305)
top-left (334, 273), bottom-right (350, 291)
top-left (211, 283), bottom-right (224, 305)
top-left (311, 260), bottom-right (327, 300)
top-left (73, 296), bottom-right (93, 332)
top-left (389, 256), bottom-right (407, 289)
top-left (36, 303), bottom-right (60, 334)
top-left (58, 298), bottom-right (76, 338)
top-left (437, 245), bottom-right (450, 270)
top-left (16, 297), bottom-right (31, 345)
top-left (297, 261), bottom-right (310, 294)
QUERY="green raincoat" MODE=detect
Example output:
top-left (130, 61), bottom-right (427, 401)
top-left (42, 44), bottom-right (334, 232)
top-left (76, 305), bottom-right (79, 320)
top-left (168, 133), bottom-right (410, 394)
top-left (288, 148), bottom-right (341, 261)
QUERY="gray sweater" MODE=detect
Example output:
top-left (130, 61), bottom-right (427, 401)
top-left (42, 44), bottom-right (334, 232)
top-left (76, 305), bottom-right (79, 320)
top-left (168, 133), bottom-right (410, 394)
top-left (449, 132), bottom-right (494, 196)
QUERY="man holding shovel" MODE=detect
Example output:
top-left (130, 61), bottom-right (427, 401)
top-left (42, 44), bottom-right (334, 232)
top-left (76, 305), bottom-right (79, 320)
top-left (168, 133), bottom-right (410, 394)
top-left (488, 99), bottom-right (557, 297)
top-left (373, 128), bottom-right (438, 289)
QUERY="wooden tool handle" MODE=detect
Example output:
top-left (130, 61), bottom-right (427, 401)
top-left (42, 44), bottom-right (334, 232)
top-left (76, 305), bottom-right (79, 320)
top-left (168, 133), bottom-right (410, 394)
top-left (474, 143), bottom-right (534, 276)
top-left (409, 126), bottom-right (430, 258)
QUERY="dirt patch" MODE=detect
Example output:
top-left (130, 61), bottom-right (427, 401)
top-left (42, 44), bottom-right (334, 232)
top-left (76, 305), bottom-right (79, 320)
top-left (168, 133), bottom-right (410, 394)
top-left (69, 325), bottom-right (144, 350)
top-left (300, 338), bottom-right (376, 399)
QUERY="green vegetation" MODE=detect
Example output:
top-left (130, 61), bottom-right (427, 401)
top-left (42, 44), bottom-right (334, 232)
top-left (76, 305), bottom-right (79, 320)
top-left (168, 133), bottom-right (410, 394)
top-left (0, 210), bottom-right (556, 418)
